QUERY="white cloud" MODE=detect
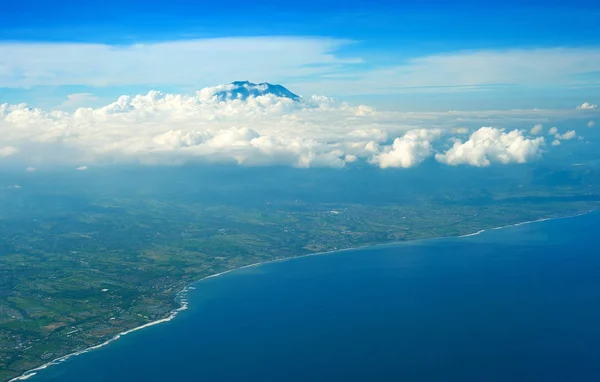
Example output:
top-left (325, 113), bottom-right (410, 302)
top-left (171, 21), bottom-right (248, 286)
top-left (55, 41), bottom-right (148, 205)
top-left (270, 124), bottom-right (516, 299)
top-left (555, 130), bottom-right (577, 140)
top-left (530, 124), bottom-right (543, 135)
top-left (588, 120), bottom-right (596, 128)
top-left (370, 129), bottom-right (441, 168)
top-left (344, 154), bottom-right (357, 163)
top-left (1, 40), bottom-right (600, 94)
top-left (435, 127), bottom-right (545, 167)
top-left (0, 146), bottom-right (18, 157)
top-left (0, 184), bottom-right (22, 190)
top-left (0, 87), bottom-right (575, 169)
top-left (548, 127), bottom-right (558, 135)
top-left (292, 48), bottom-right (600, 95)
top-left (61, 93), bottom-right (99, 109)
top-left (577, 102), bottom-right (598, 110)
top-left (76, 166), bottom-right (88, 171)
top-left (0, 37), bottom-right (358, 89)
top-left (552, 139), bottom-right (561, 146)
top-left (25, 166), bottom-right (36, 172)
top-left (452, 127), bottom-right (469, 134)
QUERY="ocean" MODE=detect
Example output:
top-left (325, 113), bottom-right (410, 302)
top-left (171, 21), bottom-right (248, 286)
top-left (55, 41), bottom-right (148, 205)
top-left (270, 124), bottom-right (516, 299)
top-left (18, 211), bottom-right (600, 382)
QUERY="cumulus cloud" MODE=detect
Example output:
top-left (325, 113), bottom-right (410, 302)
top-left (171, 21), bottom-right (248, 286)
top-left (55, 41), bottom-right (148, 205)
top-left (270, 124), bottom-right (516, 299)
top-left (26, 167), bottom-right (36, 172)
top-left (548, 127), bottom-right (558, 135)
top-left (370, 129), bottom-right (441, 168)
top-left (0, 146), bottom-right (18, 157)
top-left (0, 90), bottom-right (396, 168)
top-left (435, 127), bottom-right (545, 167)
top-left (0, 86), bottom-right (574, 169)
top-left (530, 124), bottom-right (543, 135)
top-left (588, 120), bottom-right (596, 128)
top-left (344, 154), bottom-right (357, 163)
top-left (76, 166), bottom-right (88, 171)
top-left (577, 102), bottom-right (598, 110)
top-left (552, 140), bottom-right (561, 146)
top-left (555, 130), bottom-right (577, 141)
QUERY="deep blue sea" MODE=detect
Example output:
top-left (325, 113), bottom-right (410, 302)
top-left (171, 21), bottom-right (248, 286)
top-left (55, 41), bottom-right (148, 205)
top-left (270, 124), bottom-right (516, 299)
top-left (22, 211), bottom-right (600, 382)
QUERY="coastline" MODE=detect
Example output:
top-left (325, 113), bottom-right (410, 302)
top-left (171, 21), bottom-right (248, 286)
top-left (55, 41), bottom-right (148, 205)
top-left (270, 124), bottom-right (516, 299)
top-left (9, 208), bottom-right (597, 381)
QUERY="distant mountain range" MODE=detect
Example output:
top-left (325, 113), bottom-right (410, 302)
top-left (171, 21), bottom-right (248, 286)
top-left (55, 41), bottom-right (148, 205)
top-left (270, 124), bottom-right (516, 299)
top-left (215, 81), bottom-right (300, 101)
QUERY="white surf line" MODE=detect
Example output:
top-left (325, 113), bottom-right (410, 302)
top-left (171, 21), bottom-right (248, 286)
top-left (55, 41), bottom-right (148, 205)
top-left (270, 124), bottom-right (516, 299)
top-left (458, 211), bottom-right (593, 238)
top-left (458, 229), bottom-right (485, 238)
top-left (10, 298), bottom-right (190, 381)
top-left (10, 208), bottom-right (598, 381)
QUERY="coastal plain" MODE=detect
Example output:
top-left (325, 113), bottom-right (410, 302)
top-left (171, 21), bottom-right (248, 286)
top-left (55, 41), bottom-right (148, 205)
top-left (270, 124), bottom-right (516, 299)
top-left (1, 164), bottom-right (599, 381)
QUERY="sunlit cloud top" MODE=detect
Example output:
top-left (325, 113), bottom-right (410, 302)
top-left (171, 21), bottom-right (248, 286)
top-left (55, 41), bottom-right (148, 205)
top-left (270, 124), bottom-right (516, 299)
top-left (0, 82), bottom-right (592, 169)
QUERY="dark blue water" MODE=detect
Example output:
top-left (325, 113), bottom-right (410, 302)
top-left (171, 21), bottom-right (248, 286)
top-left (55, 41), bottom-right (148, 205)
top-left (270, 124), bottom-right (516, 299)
top-left (24, 212), bottom-right (600, 382)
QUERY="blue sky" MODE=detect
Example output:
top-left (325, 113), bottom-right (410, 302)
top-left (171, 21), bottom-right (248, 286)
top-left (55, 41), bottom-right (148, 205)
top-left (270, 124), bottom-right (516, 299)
top-left (1, 0), bottom-right (600, 110)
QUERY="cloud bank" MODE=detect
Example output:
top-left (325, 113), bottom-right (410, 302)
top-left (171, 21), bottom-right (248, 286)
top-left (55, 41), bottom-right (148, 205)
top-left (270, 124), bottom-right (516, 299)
top-left (1, 39), bottom-right (600, 94)
top-left (0, 37), bottom-right (357, 89)
top-left (0, 86), bottom-right (576, 169)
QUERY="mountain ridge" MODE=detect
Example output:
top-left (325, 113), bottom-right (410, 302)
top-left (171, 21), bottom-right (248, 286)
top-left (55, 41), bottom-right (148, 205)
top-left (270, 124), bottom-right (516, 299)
top-left (215, 81), bottom-right (300, 101)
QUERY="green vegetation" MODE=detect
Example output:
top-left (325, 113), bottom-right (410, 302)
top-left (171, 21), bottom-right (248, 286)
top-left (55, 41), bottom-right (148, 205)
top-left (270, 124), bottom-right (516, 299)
top-left (1, 164), bottom-right (599, 381)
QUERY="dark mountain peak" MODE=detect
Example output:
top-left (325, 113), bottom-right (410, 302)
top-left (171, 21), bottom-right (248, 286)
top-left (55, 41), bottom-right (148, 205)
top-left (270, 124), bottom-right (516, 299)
top-left (215, 81), bottom-right (300, 101)
top-left (231, 80), bottom-right (252, 86)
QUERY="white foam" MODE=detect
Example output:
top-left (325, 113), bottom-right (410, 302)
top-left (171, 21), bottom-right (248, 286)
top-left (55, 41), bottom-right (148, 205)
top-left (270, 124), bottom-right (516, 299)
top-left (459, 230), bottom-right (485, 237)
top-left (10, 299), bottom-right (189, 381)
top-left (456, 213), bottom-right (589, 239)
